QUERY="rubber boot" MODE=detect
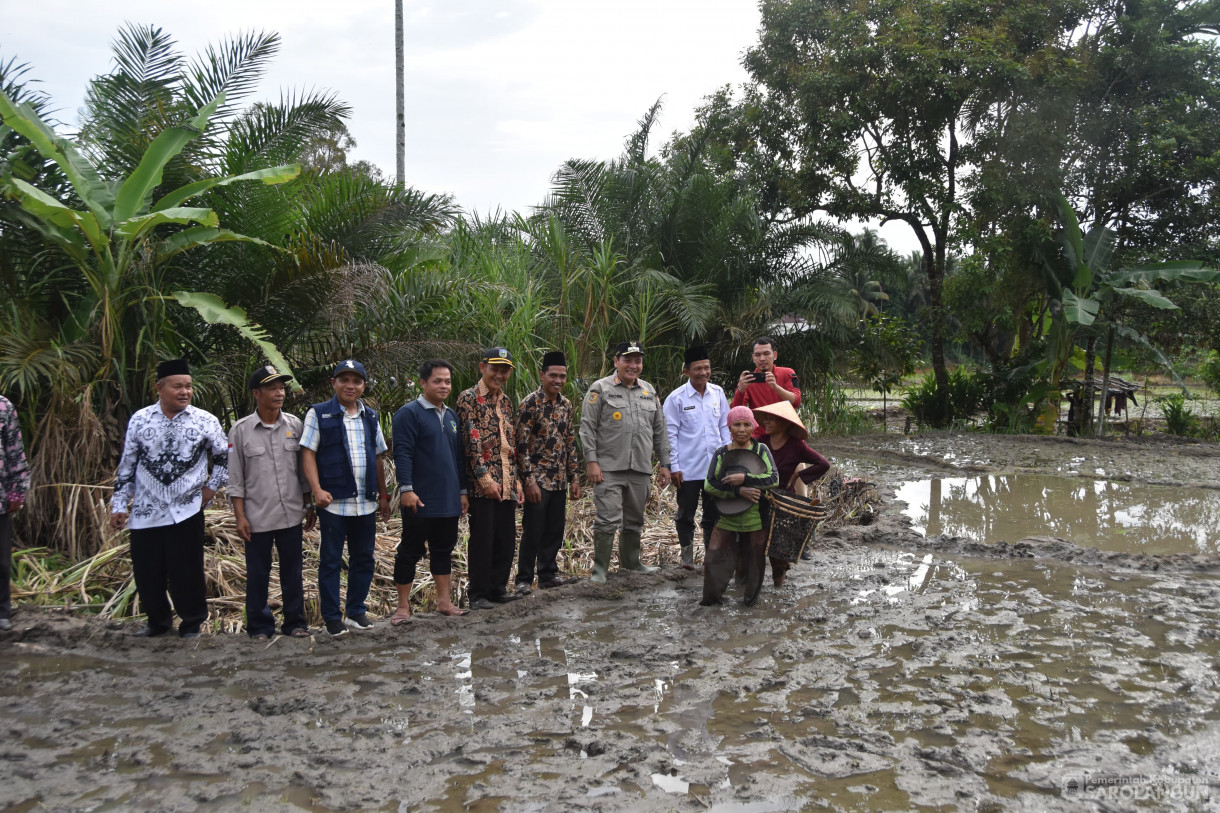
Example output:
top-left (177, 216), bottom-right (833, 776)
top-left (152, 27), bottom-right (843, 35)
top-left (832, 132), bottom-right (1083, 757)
top-left (677, 527), bottom-right (695, 570)
top-left (619, 530), bottom-right (657, 573)
top-left (590, 533), bottom-right (614, 584)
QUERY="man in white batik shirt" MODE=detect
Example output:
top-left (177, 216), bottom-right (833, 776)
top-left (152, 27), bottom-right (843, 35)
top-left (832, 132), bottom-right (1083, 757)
top-left (111, 359), bottom-right (228, 638)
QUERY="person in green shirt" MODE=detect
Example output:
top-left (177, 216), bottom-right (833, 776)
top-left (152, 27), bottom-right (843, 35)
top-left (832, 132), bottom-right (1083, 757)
top-left (701, 406), bottom-right (778, 606)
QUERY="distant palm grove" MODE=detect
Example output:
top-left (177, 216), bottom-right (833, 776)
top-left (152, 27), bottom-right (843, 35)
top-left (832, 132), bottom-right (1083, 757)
top-left (3, 1), bottom-right (1220, 552)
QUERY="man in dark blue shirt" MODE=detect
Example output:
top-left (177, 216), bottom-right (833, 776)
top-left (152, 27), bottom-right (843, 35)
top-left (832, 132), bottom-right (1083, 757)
top-left (391, 360), bottom-right (469, 620)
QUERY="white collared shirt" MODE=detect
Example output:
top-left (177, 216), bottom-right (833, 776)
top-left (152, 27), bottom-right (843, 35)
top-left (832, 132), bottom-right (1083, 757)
top-left (663, 380), bottom-right (730, 479)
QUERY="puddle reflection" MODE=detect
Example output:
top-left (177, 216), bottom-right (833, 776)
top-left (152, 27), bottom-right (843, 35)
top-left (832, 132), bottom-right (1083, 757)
top-left (896, 474), bottom-right (1220, 553)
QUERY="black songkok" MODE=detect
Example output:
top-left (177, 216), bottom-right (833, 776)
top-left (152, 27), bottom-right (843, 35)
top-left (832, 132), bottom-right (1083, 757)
top-left (684, 346), bottom-right (710, 365)
top-left (156, 358), bottom-right (191, 380)
top-left (541, 351), bottom-right (567, 370)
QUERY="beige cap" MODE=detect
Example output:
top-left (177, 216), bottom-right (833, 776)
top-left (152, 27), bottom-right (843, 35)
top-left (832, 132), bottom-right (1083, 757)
top-left (753, 400), bottom-right (808, 441)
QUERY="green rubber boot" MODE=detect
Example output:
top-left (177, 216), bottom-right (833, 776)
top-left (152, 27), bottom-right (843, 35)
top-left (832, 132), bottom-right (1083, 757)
top-left (590, 533), bottom-right (615, 583)
top-left (619, 530), bottom-right (658, 573)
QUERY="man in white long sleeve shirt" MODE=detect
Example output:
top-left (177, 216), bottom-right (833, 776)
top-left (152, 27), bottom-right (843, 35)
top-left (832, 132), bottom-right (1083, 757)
top-left (111, 359), bottom-right (228, 638)
top-left (662, 346), bottom-right (730, 569)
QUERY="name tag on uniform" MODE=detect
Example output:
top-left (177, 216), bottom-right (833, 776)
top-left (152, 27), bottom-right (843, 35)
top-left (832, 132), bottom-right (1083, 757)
top-left (684, 405), bottom-right (696, 411)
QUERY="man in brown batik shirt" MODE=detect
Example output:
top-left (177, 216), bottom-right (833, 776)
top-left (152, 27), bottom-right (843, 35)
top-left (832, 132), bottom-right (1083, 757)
top-left (515, 351), bottom-right (581, 592)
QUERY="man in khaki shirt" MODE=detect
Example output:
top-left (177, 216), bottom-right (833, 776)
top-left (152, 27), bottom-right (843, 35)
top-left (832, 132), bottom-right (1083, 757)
top-left (579, 341), bottom-right (671, 582)
top-left (228, 365), bottom-right (315, 639)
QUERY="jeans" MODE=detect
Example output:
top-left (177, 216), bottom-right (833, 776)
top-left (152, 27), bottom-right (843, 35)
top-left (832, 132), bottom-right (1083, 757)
top-left (317, 509), bottom-right (377, 622)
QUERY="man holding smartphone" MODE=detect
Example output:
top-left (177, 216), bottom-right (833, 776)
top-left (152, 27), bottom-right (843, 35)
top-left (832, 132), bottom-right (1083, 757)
top-left (731, 336), bottom-right (801, 440)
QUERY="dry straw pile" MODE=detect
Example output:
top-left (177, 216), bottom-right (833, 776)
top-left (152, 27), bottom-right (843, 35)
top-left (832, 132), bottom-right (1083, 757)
top-left (12, 468), bottom-right (876, 631)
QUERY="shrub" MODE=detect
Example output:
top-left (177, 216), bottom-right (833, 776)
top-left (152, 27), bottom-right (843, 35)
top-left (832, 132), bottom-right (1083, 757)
top-left (1158, 393), bottom-right (1196, 436)
top-left (901, 367), bottom-right (985, 427)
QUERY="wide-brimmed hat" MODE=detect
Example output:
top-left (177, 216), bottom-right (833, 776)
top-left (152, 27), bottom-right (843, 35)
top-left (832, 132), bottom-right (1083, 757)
top-left (754, 400), bottom-right (808, 441)
top-left (714, 448), bottom-right (769, 516)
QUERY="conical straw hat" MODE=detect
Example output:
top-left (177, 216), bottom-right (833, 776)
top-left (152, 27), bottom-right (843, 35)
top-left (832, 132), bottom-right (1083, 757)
top-left (753, 400), bottom-right (808, 440)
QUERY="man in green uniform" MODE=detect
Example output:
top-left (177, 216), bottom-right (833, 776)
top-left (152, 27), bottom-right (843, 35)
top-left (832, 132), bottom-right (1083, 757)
top-left (579, 341), bottom-right (671, 583)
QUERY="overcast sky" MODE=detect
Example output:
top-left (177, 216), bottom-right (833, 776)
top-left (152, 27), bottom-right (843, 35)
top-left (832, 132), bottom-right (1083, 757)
top-left (2, 0), bottom-right (762, 217)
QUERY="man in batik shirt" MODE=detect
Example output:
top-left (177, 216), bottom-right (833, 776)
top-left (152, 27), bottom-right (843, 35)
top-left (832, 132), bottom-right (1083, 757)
top-left (111, 359), bottom-right (228, 638)
top-left (0, 393), bottom-right (30, 632)
top-left (515, 351), bottom-right (581, 592)
top-left (456, 348), bottom-right (524, 610)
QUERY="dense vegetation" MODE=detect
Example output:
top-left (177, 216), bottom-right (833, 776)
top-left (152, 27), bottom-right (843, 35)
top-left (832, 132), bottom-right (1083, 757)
top-left (3, 1), bottom-right (1220, 554)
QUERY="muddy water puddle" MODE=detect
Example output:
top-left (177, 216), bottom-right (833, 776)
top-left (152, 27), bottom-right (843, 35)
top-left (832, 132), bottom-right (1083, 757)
top-left (895, 473), bottom-right (1220, 554)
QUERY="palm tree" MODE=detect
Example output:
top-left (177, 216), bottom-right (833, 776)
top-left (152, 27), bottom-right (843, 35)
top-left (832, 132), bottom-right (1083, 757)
top-left (828, 229), bottom-right (895, 318)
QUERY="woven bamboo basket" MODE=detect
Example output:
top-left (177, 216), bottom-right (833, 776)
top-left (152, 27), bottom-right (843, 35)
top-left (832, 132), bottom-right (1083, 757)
top-left (765, 489), bottom-right (828, 563)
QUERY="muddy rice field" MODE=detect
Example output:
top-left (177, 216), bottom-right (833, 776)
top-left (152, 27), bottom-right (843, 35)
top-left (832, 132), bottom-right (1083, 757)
top-left (3, 432), bottom-right (1220, 812)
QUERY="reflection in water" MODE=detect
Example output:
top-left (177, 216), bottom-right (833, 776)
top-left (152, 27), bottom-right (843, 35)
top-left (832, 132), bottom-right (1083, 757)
top-left (564, 657), bottom-right (597, 729)
top-left (896, 474), bottom-right (1220, 554)
top-left (453, 652), bottom-right (474, 714)
top-left (853, 553), bottom-right (934, 604)
top-left (651, 773), bottom-right (690, 793)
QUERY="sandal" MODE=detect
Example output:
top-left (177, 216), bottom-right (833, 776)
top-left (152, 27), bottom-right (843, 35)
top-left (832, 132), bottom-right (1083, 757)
top-left (390, 613), bottom-right (413, 626)
top-left (288, 627), bottom-right (311, 638)
top-left (435, 605), bottom-right (468, 617)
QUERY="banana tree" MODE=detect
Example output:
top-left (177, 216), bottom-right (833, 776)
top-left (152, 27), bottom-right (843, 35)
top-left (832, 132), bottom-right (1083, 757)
top-left (0, 89), bottom-right (299, 413)
top-left (1043, 194), bottom-right (1218, 434)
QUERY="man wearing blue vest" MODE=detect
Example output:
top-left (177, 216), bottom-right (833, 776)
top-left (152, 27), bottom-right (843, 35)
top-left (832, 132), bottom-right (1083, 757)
top-left (389, 359), bottom-right (469, 622)
top-left (301, 360), bottom-right (391, 636)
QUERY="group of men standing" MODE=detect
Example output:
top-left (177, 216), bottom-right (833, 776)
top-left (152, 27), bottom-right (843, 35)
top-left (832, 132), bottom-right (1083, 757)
top-left (106, 350), bottom-right (588, 637)
top-left (99, 335), bottom-right (807, 638)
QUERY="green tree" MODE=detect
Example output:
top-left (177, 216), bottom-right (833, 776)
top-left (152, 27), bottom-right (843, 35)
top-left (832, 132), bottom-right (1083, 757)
top-left (732, 0), bottom-right (1085, 425)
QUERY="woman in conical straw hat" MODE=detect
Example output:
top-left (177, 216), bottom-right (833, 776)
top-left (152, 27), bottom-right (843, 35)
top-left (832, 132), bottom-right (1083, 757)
top-left (755, 401), bottom-right (831, 581)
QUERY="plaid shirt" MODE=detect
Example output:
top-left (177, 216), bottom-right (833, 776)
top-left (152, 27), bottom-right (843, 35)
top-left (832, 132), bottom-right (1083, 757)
top-left (456, 380), bottom-right (517, 499)
top-left (0, 395), bottom-right (30, 513)
top-left (516, 388), bottom-right (578, 491)
top-left (300, 401), bottom-right (388, 517)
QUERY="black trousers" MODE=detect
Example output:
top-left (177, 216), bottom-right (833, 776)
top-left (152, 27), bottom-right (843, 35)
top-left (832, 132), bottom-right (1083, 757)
top-left (396, 513), bottom-right (459, 581)
top-left (703, 526), bottom-right (767, 606)
top-left (0, 512), bottom-right (11, 620)
top-left (129, 512), bottom-right (208, 634)
top-left (245, 524), bottom-right (306, 637)
top-left (467, 498), bottom-right (517, 602)
top-left (517, 488), bottom-right (566, 585)
top-left (674, 478), bottom-right (719, 547)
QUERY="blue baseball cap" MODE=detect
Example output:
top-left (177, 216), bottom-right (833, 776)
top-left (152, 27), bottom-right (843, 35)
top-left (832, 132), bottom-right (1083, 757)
top-left (332, 359), bottom-right (368, 380)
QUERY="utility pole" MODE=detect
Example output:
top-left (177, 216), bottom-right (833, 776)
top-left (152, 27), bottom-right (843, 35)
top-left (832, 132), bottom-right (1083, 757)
top-left (395, 0), bottom-right (405, 187)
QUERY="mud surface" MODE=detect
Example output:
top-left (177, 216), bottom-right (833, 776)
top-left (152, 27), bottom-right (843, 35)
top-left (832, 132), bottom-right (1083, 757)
top-left (4, 432), bottom-right (1220, 812)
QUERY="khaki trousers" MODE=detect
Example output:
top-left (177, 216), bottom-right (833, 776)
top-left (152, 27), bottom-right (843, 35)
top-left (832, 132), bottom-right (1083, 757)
top-left (592, 470), bottom-right (651, 535)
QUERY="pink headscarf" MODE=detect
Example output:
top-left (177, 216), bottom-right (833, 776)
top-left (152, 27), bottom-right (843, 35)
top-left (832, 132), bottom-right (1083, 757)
top-left (726, 405), bottom-right (757, 430)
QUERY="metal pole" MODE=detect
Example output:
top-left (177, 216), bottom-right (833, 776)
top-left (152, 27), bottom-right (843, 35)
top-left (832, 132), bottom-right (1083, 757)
top-left (395, 0), bottom-right (405, 188)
